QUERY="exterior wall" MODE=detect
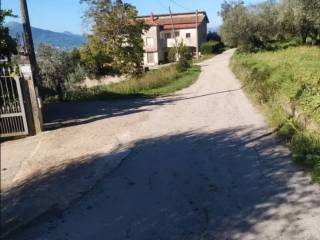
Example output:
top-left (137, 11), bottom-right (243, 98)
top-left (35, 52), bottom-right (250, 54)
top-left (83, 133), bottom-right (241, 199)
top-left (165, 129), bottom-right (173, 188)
top-left (160, 28), bottom-right (198, 48)
top-left (141, 16), bottom-right (208, 66)
top-left (198, 21), bottom-right (208, 49)
top-left (142, 26), bottom-right (161, 66)
top-left (143, 52), bottom-right (159, 67)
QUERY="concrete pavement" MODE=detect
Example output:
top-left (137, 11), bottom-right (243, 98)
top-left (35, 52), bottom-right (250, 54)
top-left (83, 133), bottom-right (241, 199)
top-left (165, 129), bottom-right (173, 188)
top-left (2, 50), bottom-right (320, 240)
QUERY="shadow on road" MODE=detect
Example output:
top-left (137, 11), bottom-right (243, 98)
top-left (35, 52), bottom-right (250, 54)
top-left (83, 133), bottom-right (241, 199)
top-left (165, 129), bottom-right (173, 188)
top-left (2, 126), bottom-right (318, 239)
top-left (43, 88), bottom-right (243, 130)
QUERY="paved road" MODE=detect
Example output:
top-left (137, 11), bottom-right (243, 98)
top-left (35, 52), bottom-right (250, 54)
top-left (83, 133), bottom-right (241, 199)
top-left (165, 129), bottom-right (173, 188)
top-left (13, 50), bottom-right (320, 240)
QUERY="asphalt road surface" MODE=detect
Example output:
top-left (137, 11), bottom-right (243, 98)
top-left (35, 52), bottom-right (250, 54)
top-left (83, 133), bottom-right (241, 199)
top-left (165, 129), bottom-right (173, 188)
top-left (13, 50), bottom-right (320, 240)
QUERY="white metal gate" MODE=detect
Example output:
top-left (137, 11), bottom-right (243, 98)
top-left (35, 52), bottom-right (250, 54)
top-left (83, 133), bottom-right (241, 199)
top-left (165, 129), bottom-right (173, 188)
top-left (0, 66), bottom-right (29, 137)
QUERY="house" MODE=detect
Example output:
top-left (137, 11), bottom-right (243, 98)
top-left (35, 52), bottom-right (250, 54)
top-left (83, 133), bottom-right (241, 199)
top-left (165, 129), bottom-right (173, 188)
top-left (137, 11), bottom-right (209, 67)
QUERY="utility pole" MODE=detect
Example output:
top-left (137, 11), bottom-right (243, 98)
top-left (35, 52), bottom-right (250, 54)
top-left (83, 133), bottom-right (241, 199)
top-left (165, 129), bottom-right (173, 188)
top-left (169, 7), bottom-right (179, 60)
top-left (196, 9), bottom-right (199, 59)
top-left (20, 0), bottom-right (43, 134)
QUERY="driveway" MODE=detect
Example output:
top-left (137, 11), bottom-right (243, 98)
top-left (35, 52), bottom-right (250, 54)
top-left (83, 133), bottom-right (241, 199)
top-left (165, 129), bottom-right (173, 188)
top-left (5, 50), bottom-right (320, 240)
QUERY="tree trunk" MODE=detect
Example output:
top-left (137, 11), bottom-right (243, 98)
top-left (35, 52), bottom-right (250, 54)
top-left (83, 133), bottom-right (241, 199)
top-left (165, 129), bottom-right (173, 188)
top-left (310, 29), bottom-right (319, 46)
top-left (301, 33), bottom-right (307, 45)
top-left (56, 82), bottom-right (64, 102)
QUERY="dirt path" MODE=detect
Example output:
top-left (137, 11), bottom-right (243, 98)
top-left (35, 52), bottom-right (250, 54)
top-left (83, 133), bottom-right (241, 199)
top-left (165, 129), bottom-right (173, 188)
top-left (6, 50), bottom-right (320, 240)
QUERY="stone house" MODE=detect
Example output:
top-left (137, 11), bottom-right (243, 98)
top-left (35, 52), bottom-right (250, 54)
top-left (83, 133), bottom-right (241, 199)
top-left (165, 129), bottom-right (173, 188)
top-left (137, 11), bottom-right (209, 67)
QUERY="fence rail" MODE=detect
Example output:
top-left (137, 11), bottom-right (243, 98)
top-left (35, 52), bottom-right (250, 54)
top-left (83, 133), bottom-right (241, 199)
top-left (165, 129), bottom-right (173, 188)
top-left (0, 66), bottom-right (29, 138)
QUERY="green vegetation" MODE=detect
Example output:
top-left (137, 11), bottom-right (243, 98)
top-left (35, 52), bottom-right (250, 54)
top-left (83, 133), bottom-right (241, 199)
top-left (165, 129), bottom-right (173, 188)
top-left (63, 65), bottom-right (200, 101)
top-left (168, 43), bottom-right (192, 63)
top-left (231, 46), bottom-right (320, 182)
top-left (80, 0), bottom-right (147, 76)
top-left (37, 45), bottom-right (86, 101)
top-left (0, 9), bottom-right (17, 60)
top-left (219, 0), bottom-right (320, 51)
top-left (192, 54), bottom-right (215, 64)
top-left (200, 41), bottom-right (224, 55)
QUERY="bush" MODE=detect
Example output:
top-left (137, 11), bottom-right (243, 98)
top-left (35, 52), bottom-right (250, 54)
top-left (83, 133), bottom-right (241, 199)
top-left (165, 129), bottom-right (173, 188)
top-left (63, 65), bottom-right (200, 101)
top-left (177, 43), bottom-right (191, 72)
top-left (168, 43), bottom-right (192, 63)
top-left (168, 47), bottom-right (177, 63)
top-left (37, 44), bottom-right (86, 101)
top-left (200, 41), bottom-right (224, 55)
top-left (176, 57), bottom-right (190, 72)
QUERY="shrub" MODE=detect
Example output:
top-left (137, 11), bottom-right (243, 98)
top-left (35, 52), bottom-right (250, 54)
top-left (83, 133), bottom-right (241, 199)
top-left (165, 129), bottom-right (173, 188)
top-left (37, 44), bottom-right (86, 101)
top-left (200, 41), bottom-right (224, 55)
top-left (62, 65), bottom-right (200, 101)
top-left (168, 43), bottom-right (192, 63)
top-left (168, 47), bottom-right (177, 63)
top-left (176, 57), bottom-right (190, 72)
top-left (176, 43), bottom-right (191, 72)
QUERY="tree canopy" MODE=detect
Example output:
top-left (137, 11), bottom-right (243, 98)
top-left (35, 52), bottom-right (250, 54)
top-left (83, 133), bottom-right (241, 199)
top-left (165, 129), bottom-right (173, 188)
top-left (37, 44), bottom-right (85, 101)
top-left (0, 9), bottom-right (17, 59)
top-left (219, 0), bottom-right (320, 50)
top-left (80, 0), bottom-right (147, 76)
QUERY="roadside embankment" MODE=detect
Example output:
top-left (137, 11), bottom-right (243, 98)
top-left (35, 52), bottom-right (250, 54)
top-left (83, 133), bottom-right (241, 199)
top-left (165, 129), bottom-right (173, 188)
top-left (231, 46), bottom-right (320, 182)
top-left (63, 65), bottom-right (201, 102)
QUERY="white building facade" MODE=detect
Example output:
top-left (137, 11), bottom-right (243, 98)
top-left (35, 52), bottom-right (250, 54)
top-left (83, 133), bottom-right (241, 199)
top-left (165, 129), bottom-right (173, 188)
top-left (137, 11), bottom-right (209, 67)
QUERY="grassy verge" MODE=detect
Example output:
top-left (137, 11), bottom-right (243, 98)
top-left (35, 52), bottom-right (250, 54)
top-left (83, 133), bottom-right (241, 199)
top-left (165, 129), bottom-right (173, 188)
top-left (231, 46), bottom-right (320, 182)
top-left (63, 65), bottom-right (200, 101)
top-left (192, 54), bottom-right (215, 64)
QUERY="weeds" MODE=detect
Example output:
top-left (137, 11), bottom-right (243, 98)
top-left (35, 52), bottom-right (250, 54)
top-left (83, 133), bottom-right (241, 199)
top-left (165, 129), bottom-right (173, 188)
top-left (231, 46), bottom-right (320, 182)
top-left (63, 65), bottom-right (200, 101)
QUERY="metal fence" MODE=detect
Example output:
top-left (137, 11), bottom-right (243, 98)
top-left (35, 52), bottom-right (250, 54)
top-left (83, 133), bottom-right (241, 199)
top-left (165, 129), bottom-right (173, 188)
top-left (0, 66), bottom-right (29, 138)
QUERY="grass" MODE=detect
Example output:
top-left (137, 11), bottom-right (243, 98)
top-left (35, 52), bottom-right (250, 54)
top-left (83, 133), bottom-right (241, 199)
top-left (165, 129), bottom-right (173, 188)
top-left (64, 65), bottom-right (200, 101)
top-left (192, 54), bottom-right (215, 64)
top-left (231, 46), bottom-right (320, 182)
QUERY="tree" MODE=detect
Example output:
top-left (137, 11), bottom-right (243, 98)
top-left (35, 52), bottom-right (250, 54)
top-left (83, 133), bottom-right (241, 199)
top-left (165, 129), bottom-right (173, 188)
top-left (80, 0), bottom-right (148, 76)
top-left (280, 0), bottom-right (320, 44)
top-left (37, 44), bottom-right (85, 101)
top-left (168, 43), bottom-right (192, 63)
top-left (80, 35), bottom-right (113, 75)
top-left (297, 0), bottom-right (320, 44)
top-left (0, 9), bottom-right (17, 60)
top-left (219, 0), bottom-right (320, 50)
top-left (219, 1), bottom-right (263, 50)
top-left (206, 31), bottom-right (221, 42)
top-left (254, 0), bottom-right (279, 42)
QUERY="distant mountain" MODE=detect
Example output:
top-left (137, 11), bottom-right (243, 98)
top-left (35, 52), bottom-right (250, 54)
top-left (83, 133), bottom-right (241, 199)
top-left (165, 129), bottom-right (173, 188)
top-left (6, 22), bottom-right (86, 50)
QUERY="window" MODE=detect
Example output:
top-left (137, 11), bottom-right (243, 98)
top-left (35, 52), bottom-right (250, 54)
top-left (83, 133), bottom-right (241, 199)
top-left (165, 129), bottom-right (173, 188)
top-left (145, 37), bottom-right (153, 47)
top-left (175, 31), bottom-right (180, 37)
top-left (165, 32), bottom-right (171, 39)
top-left (186, 33), bottom-right (191, 38)
top-left (147, 53), bottom-right (155, 64)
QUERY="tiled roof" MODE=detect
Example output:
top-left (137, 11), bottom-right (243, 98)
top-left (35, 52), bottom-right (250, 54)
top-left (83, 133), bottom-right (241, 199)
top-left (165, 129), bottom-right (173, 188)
top-left (137, 11), bottom-right (209, 30)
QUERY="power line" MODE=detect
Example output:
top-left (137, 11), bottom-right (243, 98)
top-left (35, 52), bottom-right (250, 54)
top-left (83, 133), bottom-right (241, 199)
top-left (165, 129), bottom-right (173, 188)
top-left (171, 0), bottom-right (194, 12)
top-left (156, 0), bottom-right (169, 11)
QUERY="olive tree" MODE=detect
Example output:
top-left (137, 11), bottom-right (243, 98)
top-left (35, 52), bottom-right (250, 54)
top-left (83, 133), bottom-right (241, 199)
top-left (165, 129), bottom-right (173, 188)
top-left (37, 44), bottom-right (85, 101)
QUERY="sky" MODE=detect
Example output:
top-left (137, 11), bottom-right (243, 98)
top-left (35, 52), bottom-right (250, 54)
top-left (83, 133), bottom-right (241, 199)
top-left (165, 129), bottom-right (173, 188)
top-left (2, 0), bottom-right (265, 35)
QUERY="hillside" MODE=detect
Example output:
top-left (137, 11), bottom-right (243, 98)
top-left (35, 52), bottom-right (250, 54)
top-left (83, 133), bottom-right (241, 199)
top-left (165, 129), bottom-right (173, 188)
top-left (6, 21), bottom-right (86, 50)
